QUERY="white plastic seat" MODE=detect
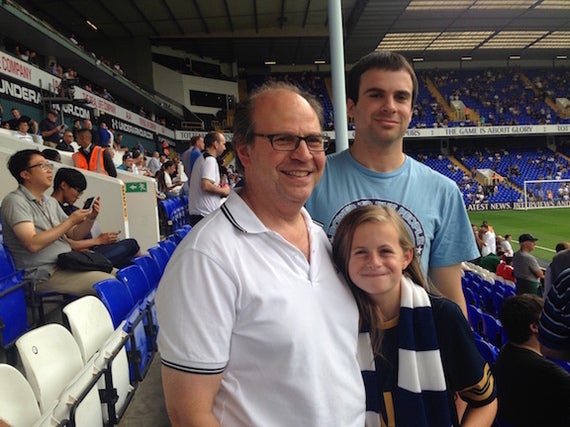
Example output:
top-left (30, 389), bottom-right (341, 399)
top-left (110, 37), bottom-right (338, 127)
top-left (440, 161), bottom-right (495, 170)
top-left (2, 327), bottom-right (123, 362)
top-left (63, 296), bottom-right (134, 423)
top-left (0, 363), bottom-right (41, 427)
top-left (52, 361), bottom-right (104, 427)
top-left (15, 323), bottom-right (103, 427)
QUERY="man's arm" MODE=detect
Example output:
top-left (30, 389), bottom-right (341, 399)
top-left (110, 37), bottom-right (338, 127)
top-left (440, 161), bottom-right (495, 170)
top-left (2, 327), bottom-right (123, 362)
top-left (12, 209), bottom-right (92, 253)
top-left (461, 399), bottom-right (497, 427)
top-left (429, 264), bottom-right (467, 317)
top-left (29, 119), bottom-right (38, 134)
top-left (161, 366), bottom-right (223, 427)
top-left (66, 232), bottom-right (120, 251)
top-left (201, 178), bottom-right (230, 197)
top-left (41, 123), bottom-right (63, 138)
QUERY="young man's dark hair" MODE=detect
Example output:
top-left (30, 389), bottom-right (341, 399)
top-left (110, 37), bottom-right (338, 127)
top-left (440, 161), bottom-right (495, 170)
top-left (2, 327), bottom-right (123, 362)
top-left (499, 294), bottom-right (543, 344)
top-left (346, 50), bottom-right (419, 106)
top-left (53, 167), bottom-right (87, 193)
top-left (7, 149), bottom-right (41, 184)
top-left (42, 148), bottom-right (61, 162)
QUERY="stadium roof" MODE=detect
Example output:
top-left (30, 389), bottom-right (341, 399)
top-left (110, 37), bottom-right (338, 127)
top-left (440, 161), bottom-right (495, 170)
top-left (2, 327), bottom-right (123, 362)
top-left (10, 0), bottom-right (570, 68)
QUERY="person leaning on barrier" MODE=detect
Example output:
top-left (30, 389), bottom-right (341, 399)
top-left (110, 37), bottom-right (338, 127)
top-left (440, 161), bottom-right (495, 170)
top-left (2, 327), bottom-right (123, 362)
top-left (0, 149), bottom-right (116, 297)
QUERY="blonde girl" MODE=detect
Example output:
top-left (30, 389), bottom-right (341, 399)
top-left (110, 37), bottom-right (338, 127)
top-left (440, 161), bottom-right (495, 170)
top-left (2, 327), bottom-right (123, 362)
top-left (332, 205), bottom-right (497, 427)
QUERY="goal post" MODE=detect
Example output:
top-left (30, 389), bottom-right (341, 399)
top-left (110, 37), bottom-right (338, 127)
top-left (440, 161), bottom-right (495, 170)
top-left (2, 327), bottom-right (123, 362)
top-left (523, 179), bottom-right (570, 209)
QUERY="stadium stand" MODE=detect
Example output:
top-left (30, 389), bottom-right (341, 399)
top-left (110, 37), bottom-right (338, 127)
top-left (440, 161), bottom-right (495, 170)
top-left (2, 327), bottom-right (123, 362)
top-left (2, 1), bottom-right (570, 425)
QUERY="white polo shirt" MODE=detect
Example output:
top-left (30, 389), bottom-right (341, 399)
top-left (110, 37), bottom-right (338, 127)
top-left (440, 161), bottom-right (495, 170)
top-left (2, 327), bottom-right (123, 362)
top-left (157, 191), bottom-right (365, 426)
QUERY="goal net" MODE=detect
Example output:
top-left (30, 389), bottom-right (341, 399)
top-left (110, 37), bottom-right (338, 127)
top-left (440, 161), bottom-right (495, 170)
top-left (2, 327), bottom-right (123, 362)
top-left (522, 179), bottom-right (570, 209)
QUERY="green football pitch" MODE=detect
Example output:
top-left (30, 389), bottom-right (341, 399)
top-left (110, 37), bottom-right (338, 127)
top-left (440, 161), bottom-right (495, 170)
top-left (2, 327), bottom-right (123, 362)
top-left (468, 208), bottom-right (570, 264)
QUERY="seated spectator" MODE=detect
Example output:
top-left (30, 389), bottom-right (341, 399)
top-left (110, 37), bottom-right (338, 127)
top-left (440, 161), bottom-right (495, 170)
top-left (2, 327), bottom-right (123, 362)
top-left (73, 128), bottom-right (117, 177)
top-left (39, 110), bottom-right (64, 148)
top-left (8, 108), bottom-right (38, 134)
top-left (51, 168), bottom-right (140, 268)
top-left (131, 149), bottom-right (153, 176)
top-left (117, 152), bottom-right (134, 172)
top-left (496, 256), bottom-right (515, 282)
top-left (55, 129), bottom-right (78, 153)
top-left (155, 160), bottom-right (182, 199)
top-left (147, 151), bottom-right (162, 175)
top-left (0, 149), bottom-right (116, 296)
top-left (495, 294), bottom-right (570, 427)
top-left (15, 117), bottom-right (34, 143)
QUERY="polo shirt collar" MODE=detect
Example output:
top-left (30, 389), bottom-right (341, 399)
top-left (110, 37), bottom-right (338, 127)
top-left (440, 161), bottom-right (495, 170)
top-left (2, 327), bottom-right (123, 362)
top-left (17, 184), bottom-right (48, 204)
top-left (221, 190), bottom-right (312, 235)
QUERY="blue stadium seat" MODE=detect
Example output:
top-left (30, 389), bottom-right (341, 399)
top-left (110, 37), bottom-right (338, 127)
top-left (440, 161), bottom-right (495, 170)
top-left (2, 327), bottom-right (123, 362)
top-left (467, 304), bottom-right (484, 335)
top-left (93, 278), bottom-right (153, 382)
top-left (0, 276), bottom-right (29, 364)
top-left (148, 245), bottom-right (170, 275)
top-left (132, 254), bottom-right (162, 288)
top-left (481, 312), bottom-right (506, 347)
top-left (116, 265), bottom-right (158, 352)
top-left (473, 334), bottom-right (499, 367)
top-left (158, 239), bottom-right (177, 257)
top-left (463, 286), bottom-right (480, 308)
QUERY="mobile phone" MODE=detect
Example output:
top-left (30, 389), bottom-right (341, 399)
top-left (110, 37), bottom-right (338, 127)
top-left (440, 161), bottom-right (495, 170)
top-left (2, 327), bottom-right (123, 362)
top-left (83, 197), bottom-right (95, 210)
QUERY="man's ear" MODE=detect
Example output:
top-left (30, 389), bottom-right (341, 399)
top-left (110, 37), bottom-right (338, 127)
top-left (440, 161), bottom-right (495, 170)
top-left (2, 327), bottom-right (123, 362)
top-left (235, 143), bottom-right (251, 170)
top-left (530, 322), bottom-right (539, 334)
top-left (19, 169), bottom-right (30, 183)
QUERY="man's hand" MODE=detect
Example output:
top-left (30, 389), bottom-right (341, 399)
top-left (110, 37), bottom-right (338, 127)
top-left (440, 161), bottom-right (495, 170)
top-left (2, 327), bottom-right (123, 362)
top-left (88, 197), bottom-right (101, 220)
top-left (68, 208), bottom-right (92, 225)
top-left (96, 232), bottom-right (120, 245)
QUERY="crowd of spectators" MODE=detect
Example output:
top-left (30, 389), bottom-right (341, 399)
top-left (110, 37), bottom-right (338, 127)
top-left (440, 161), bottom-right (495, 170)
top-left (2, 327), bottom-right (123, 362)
top-left (425, 68), bottom-right (566, 127)
top-left (1, 36), bottom-right (171, 126)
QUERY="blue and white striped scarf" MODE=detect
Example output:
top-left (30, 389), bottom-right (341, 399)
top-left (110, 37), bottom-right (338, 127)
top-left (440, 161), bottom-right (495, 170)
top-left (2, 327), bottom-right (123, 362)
top-left (358, 276), bottom-right (452, 427)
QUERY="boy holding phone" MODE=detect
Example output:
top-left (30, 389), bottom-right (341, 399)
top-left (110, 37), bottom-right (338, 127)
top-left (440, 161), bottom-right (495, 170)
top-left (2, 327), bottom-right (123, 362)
top-left (51, 168), bottom-right (140, 268)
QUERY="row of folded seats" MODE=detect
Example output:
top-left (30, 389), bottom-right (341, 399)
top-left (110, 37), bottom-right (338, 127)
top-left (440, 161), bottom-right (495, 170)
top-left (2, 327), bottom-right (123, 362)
top-left (158, 195), bottom-right (189, 236)
top-left (0, 226), bottom-right (190, 426)
top-left (462, 268), bottom-right (570, 375)
top-left (462, 268), bottom-right (519, 369)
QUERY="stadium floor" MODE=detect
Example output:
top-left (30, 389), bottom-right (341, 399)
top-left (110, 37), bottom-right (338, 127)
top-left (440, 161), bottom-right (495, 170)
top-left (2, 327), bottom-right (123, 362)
top-left (118, 355), bottom-right (170, 426)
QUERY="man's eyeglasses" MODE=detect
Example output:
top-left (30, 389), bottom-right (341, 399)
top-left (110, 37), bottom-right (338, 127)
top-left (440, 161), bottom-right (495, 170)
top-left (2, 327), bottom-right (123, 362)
top-left (253, 133), bottom-right (330, 152)
top-left (25, 162), bottom-right (54, 171)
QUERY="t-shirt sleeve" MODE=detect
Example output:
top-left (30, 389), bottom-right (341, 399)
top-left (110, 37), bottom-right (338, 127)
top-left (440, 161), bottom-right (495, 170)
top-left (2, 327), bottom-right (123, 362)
top-left (429, 183), bottom-right (480, 268)
top-left (433, 297), bottom-right (496, 407)
top-left (1, 193), bottom-right (34, 227)
top-left (156, 246), bottom-right (236, 374)
top-left (201, 156), bottom-right (219, 183)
